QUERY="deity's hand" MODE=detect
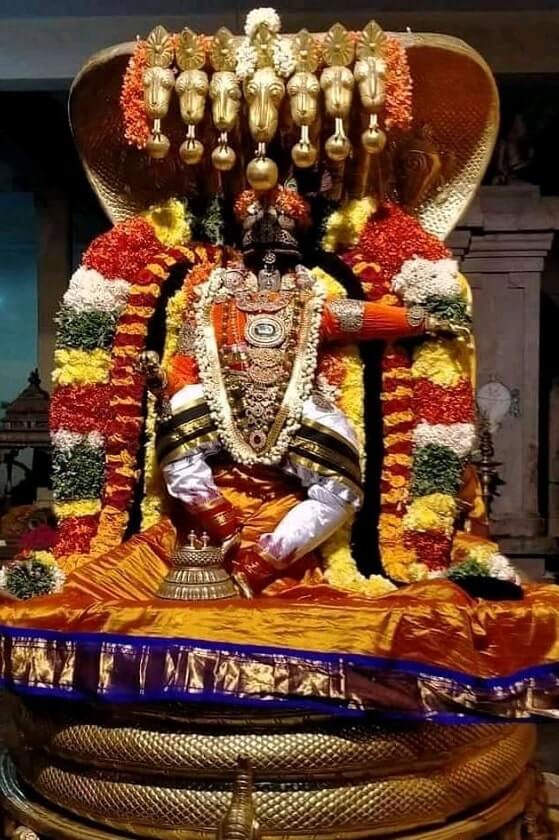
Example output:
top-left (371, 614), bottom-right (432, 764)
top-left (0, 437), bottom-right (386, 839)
top-left (135, 350), bottom-right (167, 393)
top-left (424, 315), bottom-right (472, 340)
top-left (232, 546), bottom-right (278, 597)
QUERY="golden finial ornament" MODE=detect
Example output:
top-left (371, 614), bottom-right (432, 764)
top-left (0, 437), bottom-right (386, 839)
top-left (293, 29), bottom-right (320, 74)
top-left (143, 25), bottom-right (175, 159)
top-left (175, 27), bottom-right (208, 166)
top-left (288, 30), bottom-right (320, 168)
top-left (355, 21), bottom-right (388, 155)
top-left (209, 28), bottom-right (241, 172)
top-left (320, 24), bottom-right (355, 162)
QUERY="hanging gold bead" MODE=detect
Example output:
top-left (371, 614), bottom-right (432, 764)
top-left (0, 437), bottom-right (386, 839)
top-left (361, 125), bottom-right (386, 155)
top-left (325, 133), bottom-right (351, 162)
top-left (246, 156), bottom-right (278, 190)
top-left (179, 138), bottom-right (204, 165)
top-left (146, 133), bottom-right (171, 160)
top-left (291, 141), bottom-right (317, 169)
top-left (212, 143), bottom-right (236, 171)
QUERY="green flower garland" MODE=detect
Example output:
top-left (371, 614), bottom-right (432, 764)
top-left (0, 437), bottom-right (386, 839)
top-left (5, 559), bottom-right (58, 600)
top-left (424, 295), bottom-right (470, 326)
top-left (447, 558), bottom-right (490, 581)
top-left (411, 444), bottom-right (463, 497)
top-left (56, 307), bottom-right (117, 350)
top-left (52, 443), bottom-right (105, 501)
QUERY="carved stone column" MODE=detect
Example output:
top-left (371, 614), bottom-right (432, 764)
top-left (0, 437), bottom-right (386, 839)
top-left (449, 184), bottom-right (558, 558)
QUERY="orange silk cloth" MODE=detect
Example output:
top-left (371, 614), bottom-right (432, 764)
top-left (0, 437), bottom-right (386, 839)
top-left (1, 519), bottom-right (559, 682)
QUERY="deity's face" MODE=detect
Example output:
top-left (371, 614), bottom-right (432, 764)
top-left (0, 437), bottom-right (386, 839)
top-left (175, 69), bottom-right (209, 125)
top-left (142, 66), bottom-right (175, 119)
top-left (354, 57), bottom-right (386, 112)
top-left (244, 68), bottom-right (285, 143)
top-left (209, 71), bottom-right (242, 133)
top-left (320, 65), bottom-right (354, 119)
top-left (287, 72), bottom-right (320, 127)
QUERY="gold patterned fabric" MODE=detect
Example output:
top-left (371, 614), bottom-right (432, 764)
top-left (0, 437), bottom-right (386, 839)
top-left (1, 520), bottom-right (559, 718)
top-left (290, 418), bottom-right (363, 501)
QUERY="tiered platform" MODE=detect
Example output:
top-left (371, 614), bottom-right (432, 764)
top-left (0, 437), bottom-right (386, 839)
top-left (0, 698), bottom-right (552, 839)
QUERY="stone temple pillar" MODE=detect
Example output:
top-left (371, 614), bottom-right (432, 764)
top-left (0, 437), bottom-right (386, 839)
top-left (448, 184), bottom-right (559, 561)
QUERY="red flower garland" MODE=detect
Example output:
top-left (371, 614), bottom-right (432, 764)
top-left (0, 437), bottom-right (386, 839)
top-left (350, 204), bottom-right (450, 289)
top-left (83, 218), bottom-right (161, 281)
top-left (50, 385), bottom-right (113, 434)
top-left (413, 378), bottom-right (475, 424)
top-left (383, 36), bottom-right (414, 132)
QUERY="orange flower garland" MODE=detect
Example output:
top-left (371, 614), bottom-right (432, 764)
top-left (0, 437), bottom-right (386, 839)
top-left (121, 40), bottom-right (150, 149)
top-left (234, 187), bottom-right (310, 224)
top-left (383, 36), bottom-right (413, 132)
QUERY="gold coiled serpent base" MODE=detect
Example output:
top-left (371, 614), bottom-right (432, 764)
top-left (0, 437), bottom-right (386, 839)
top-left (0, 698), bottom-right (551, 840)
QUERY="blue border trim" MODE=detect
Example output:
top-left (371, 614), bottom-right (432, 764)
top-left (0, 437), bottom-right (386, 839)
top-left (1, 622), bottom-right (558, 692)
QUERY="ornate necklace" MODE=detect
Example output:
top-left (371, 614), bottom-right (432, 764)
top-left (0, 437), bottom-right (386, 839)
top-left (194, 264), bottom-right (325, 466)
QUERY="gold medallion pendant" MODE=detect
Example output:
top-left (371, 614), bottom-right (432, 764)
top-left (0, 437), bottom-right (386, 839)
top-left (245, 314), bottom-right (287, 348)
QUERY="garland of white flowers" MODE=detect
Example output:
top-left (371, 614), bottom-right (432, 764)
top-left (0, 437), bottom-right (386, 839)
top-left (194, 267), bottom-right (324, 466)
top-left (392, 257), bottom-right (462, 304)
top-left (236, 7), bottom-right (295, 80)
top-left (62, 267), bottom-right (131, 313)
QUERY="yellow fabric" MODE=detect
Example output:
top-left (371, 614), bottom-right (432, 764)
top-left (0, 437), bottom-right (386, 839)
top-left (1, 519), bottom-right (559, 680)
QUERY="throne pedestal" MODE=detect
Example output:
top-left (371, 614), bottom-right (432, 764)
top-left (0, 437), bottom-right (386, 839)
top-left (0, 698), bottom-right (550, 840)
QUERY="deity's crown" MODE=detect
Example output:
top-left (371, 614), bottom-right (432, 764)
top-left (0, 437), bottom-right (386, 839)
top-left (234, 186), bottom-right (310, 256)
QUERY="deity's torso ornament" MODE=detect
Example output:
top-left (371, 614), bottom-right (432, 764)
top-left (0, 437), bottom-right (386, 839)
top-left (194, 262), bottom-right (325, 466)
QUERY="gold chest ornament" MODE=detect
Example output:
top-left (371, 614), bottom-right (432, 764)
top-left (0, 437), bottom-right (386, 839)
top-left (194, 263), bottom-right (324, 466)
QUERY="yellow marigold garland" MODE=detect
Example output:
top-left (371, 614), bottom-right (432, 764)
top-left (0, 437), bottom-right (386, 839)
top-left (313, 268), bottom-right (394, 596)
top-left (321, 197), bottom-right (377, 253)
top-left (142, 198), bottom-right (192, 248)
top-left (52, 348), bottom-right (111, 386)
top-left (141, 285), bottom-right (189, 529)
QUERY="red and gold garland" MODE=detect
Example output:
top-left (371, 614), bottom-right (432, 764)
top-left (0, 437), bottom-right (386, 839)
top-left (51, 206), bottom-right (200, 572)
top-left (342, 203), bottom-right (477, 583)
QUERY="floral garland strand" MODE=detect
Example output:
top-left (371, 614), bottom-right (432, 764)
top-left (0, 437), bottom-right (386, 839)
top-left (340, 202), bottom-right (517, 584)
top-left (312, 267), bottom-right (395, 597)
top-left (121, 39), bottom-right (150, 149)
top-left (382, 35), bottom-right (413, 132)
top-left (141, 244), bottom-right (223, 529)
top-left (51, 201), bottom-right (194, 572)
top-left (393, 259), bottom-right (476, 576)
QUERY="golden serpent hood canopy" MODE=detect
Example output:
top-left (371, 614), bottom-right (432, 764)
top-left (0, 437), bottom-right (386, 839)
top-left (69, 14), bottom-right (498, 240)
